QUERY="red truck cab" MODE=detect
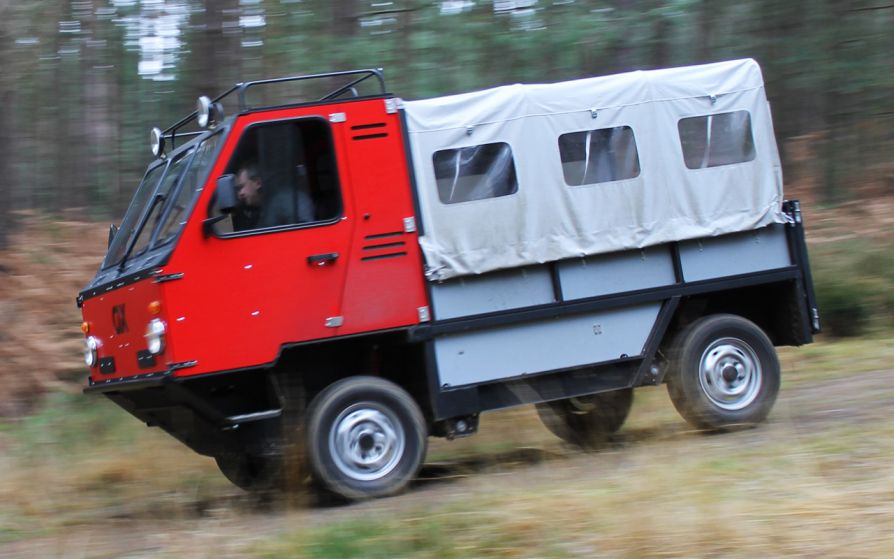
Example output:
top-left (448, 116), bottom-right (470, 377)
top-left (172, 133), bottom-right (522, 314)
top-left (82, 72), bottom-right (428, 387)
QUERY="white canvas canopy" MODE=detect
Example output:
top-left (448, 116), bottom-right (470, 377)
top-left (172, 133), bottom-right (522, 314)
top-left (402, 59), bottom-right (786, 281)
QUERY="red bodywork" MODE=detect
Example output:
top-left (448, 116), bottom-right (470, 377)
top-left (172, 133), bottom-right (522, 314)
top-left (81, 278), bottom-right (169, 378)
top-left (83, 98), bottom-right (429, 384)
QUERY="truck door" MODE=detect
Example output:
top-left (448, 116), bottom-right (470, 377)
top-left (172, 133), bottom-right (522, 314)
top-left (333, 100), bottom-right (430, 336)
top-left (181, 113), bottom-right (353, 372)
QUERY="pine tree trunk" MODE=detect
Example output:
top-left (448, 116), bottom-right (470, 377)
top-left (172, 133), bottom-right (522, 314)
top-left (188, 0), bottom-right (242, 101)
top-left (0, 24), bottom-right (11, 249)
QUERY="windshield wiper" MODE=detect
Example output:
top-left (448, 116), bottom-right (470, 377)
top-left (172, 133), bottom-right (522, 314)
top-left (118, 192), bottom-right (166, 271)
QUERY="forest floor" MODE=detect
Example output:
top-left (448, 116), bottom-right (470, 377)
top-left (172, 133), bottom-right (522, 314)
top-left (0, 182), bottom-right (893, 557)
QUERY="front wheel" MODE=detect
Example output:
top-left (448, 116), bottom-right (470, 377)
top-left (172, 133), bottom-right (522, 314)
top-left (666, 314), bottom-right (780, 430)
top-left (306, 376), bottom-right (427, 501)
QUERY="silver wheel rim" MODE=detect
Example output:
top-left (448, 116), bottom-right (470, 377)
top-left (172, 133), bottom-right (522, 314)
top-left (698, 337), bottom-right (762, 411)
top-left (329, 403), bottom-right (405, 482)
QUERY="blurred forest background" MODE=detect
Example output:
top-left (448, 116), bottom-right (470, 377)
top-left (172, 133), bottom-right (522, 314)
top-left (2, 3), bottom-right (894, 556)
top-left (1, 0), bottom-right (893, 251)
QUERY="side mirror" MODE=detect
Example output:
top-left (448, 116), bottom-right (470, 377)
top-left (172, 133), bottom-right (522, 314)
top-left (202, 174), bottom-right (237, 236)
top-left (215, 174), bottom-right (238, 214)
top-left (108, 224), bottom-right (119, 248)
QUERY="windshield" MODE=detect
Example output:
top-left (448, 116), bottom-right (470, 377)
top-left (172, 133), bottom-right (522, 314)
top-left (126, 149), bottom-right (194, 260)
top-left (102, 132), bottom-right (222, 270)
top-left (103, 163), bottom-right (166, 268)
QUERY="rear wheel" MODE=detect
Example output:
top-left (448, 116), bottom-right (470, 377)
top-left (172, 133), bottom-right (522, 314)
top-left (666, 314), bottom-right (780, 430)
top-left (536, 388), bottom-right (634, 449)
top-left (306, 376), bottom-right (427, 500)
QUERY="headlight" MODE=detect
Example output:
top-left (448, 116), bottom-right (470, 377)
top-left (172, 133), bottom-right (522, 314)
top-left (145, 318), bottom-right (166, 355)
top-left (84, 336), bottom-right (99, 368)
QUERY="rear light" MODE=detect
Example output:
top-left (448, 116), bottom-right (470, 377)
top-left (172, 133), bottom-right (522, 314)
top-left (84, 336), bottom-right (99, 368)
top-left (148, 300), bottom-right (162, 315)
top-left (80, 321), bottom-right (90, 334)
top-left (145, 318), bottom-right (166, 355)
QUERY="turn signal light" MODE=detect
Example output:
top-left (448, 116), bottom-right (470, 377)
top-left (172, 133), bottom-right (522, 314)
top-left (80, 322), bottom-right (90, 334)
top-left (148, 300), bottom-right (162, 315)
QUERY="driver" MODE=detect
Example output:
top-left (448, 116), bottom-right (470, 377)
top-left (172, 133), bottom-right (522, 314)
top-left (233, 161), bottom-right (314, 231)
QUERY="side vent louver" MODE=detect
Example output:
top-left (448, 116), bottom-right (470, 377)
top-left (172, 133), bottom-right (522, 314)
top-left (361, 231), bottom-right (407, 261)
top-left (351, 122), bottom-right (388, 141)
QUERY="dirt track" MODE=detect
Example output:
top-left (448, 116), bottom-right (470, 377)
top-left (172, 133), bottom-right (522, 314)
top-left (4, 365), bottom-right (893, 558)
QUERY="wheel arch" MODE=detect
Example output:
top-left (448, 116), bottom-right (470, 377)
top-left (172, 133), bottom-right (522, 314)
top-left (272, 331), bottom-right (433, 422)
top-left (660, 279), bottom-right (810, 355)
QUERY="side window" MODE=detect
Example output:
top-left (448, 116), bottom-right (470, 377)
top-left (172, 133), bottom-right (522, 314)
top-left (433, 142), bottom-right (518, 204)
top-left (678, 110), bottom-right (755, 169)
top-left (215, 118), bottom-right (342, 234)
top-left (558, 126), bottom-right (640, 186)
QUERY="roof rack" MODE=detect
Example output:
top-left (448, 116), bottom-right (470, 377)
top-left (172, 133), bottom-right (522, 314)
top-left (161, 69), bottom-right (386, 150)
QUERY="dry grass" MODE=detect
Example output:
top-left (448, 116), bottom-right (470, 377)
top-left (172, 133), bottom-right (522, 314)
top-left (263, 364), bottom-right (894, 558)
top-left (253, 376), bottom-right (894, 559)
top-left (0, 398), bottom-right (230, 541)
top-left (0, 212), bottom-right (107, 416)
top-left (3, 345), bottom-right (893, 558)
top-left (780, 334), bottom-right (894, 383)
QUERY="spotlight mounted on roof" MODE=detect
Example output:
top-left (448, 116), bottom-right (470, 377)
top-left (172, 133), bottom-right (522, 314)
top-left (196, 96), bottom-right (212, 128)
top-left (150, 127), bottom-right (164, 158)
top-left (196, 95), bottom-right (224, 129)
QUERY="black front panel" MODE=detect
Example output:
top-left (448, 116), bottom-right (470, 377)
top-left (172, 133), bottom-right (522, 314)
top-left (137, 350), bottom-right (157, 369)
top-left (99, 357), bottom-right (116, 375)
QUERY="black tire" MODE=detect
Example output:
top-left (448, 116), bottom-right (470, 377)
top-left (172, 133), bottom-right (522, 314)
top-left (536, 388), bottom-right (634, 449)
top-left (666, 314), bottom-right (780, 430)
top-left (214, 453), bottom-right (281, 492)
top-left (305, 376), bottom-right (427, 501)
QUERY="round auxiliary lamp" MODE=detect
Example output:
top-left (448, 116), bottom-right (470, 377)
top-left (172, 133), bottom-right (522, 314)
top-left (196, 95), bottom-right (224, 129)
top-left (150, 126), bottom-right (164, 157)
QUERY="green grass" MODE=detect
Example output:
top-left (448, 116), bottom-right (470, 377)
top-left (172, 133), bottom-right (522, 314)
top-left (810, 238), bottom-right (894, 336)
top-left (9, 392), bottom-right (136, 457)
top-left (254, 507), bottom-right (579, 559)
top-left (0, 391), bottom-right (233, 535)
top-left (780, 333), bottom-right (894, 384)
top-left (0, 513), bottom-right (42, 545)
top-left (264, 520), bottom-right (462, 559)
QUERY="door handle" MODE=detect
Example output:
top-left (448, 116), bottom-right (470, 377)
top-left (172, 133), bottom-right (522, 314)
top-left (307, 252), bottom-right (339, 266)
